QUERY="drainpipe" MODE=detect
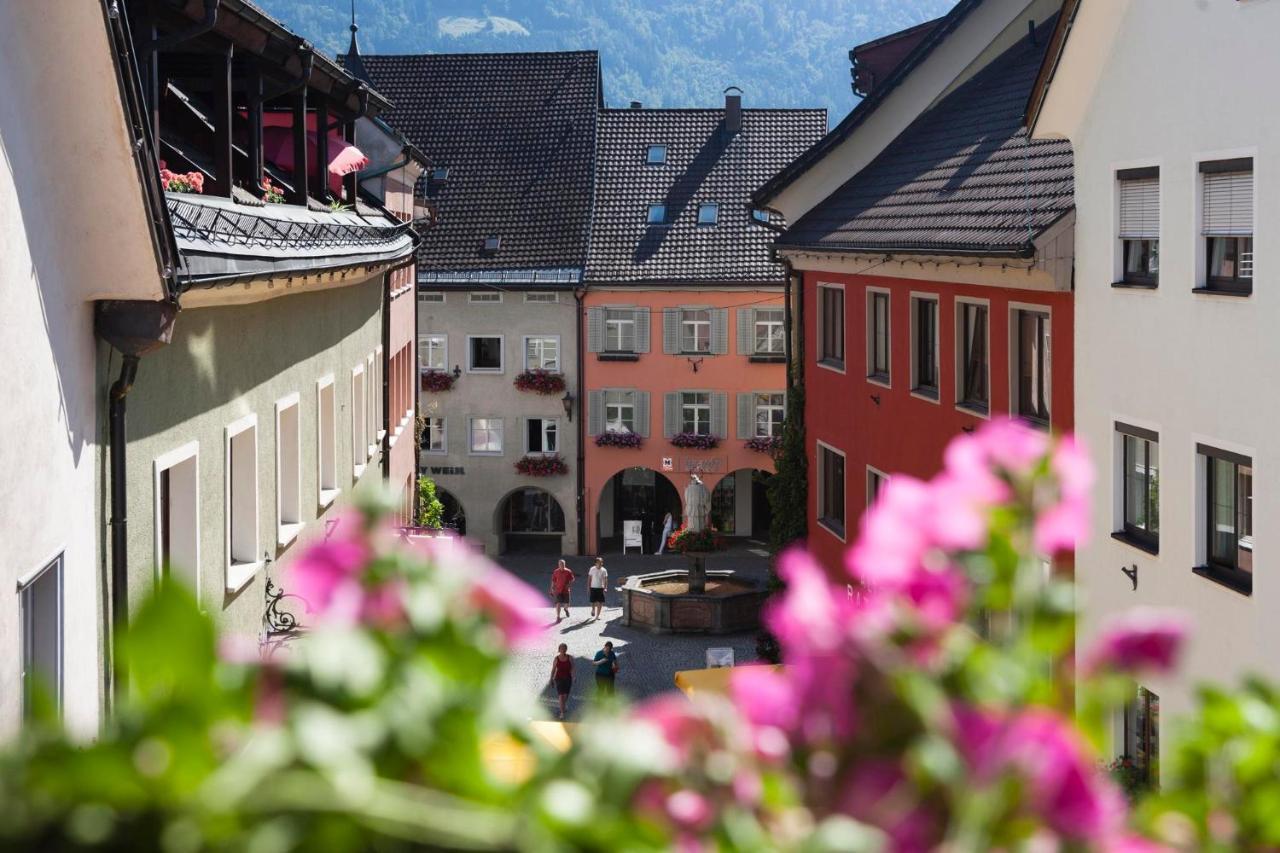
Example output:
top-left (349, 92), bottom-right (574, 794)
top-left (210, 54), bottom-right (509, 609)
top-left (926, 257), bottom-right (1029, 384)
top-left (381, 269), bottom-right (392, 481)
top-left (574, 287), bottom-right (587, 556)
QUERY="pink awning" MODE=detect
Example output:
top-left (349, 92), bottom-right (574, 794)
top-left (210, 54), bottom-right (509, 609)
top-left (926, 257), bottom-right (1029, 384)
top-left (262, 125), bottom-right (369, 196)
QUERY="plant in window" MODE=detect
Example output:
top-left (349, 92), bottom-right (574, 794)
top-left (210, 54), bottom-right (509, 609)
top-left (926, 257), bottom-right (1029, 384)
top-left (420, 370), bottom-right (456, 392)
top-left (670, 431), bottom-right (719, 449)
top-left (261, 175), bottom-right (286, 204)
top-left (514, 454), bottom-right (569, 476)
top-left (745, 435), bottom-right (782, 455)
top-left (513, 370), bottom-right (566, 395)
top-left (595, 431), bottom-right (643, 449)
top-left (159, 160), bottom-right (204, 194)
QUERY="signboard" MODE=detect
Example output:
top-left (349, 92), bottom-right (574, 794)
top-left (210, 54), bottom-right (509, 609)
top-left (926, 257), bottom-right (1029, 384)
top-left (706, 647), bottom-right (735, 668)
top-left (680, 457), bottom-right (725, 473)
top-left (622, 467), bottom-right (655, 487)
top-left (661, 457), bottom-right (674, 472)
top-left (622, 520), bottom-right (644, 554)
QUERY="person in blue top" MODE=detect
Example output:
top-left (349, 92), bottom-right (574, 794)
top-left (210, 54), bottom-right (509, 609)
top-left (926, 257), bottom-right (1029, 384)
top-left (593, 641), bottom-right (619, 695)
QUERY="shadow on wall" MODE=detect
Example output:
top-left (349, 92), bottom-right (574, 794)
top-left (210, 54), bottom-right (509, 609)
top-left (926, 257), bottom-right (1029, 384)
top-left (633, 119), bottom-right (733, 264)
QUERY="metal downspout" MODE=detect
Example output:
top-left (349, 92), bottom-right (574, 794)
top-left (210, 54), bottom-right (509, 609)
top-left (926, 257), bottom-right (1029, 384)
top-left (381, 269), bottom-right (391, 481)
top-left (574, 287), bottom-right (587, 556)
top-left (107, 355), bottom-right (139, 704)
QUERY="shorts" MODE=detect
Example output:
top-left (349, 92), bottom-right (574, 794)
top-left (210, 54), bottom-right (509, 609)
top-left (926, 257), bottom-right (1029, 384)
top-left (589, 587), bottom-right (605, 603)
top-left (555, 592), bottom-right (570, 604)
top-left (595, 675), bottom-right (615, 695)
top-left (555, 677), bottom-right (572, 696)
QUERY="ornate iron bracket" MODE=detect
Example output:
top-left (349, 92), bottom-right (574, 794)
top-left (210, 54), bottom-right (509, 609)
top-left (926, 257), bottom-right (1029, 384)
top-left (260, 577), bottom-right (308, 657)
top-left (1121, 564), bottom-right (1138, 591)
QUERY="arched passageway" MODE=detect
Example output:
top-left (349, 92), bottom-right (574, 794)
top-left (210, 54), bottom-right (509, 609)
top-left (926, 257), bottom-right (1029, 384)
top-left (709, 468), bottom-right (774, 539)
top-left (496, 487), bottom-right (565, 554)
top-left (437, 487), bottom-right (467, 536)
top-left (596, 467), bottom-right (682, 554)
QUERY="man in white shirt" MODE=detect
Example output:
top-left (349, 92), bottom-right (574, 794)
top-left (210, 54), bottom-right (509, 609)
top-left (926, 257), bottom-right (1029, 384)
top-left (587, 557), bottom-right (608, 620)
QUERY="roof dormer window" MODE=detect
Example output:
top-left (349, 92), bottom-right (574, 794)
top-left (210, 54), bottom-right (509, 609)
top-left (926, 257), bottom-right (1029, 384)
top-left (646, 204), bottom-right (667, 225)
top-left (431, 166), bottom-right (450, 182)
top-left (482, 235), bottom-right (502, 254)
top-left (646, 145), bottom-right (667, 165)
top-left (697, 203), bottom-right (719, 226)
top-left (751, 208), bottom-right (771, 224)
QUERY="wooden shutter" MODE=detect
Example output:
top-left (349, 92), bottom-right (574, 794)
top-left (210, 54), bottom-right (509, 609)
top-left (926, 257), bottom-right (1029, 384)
top-left (1202, 162), bottom-right (1253, 235)
top-left (1118, 176), bottom-right (1159, 239)
top-left (736, 392), bottom-right (753, 438)
top-left (711, 308), bottom-right (729, 354)
top-left (711, 392), bottom-right (728, 438)
top-left (634, 308), bottom-right (650, 353)
top-left (587, 390), bottom-right (604, 435)
top-left (736, 308), bottom-right (753, 355)
top-left (587, 307), bottom-right (604, 352)
top-left (635, 391), bottom-right (650, 437)
top-left (663, 308), bottom-right (681, 354)
top-left (663, 392), bottom-right (680, 437)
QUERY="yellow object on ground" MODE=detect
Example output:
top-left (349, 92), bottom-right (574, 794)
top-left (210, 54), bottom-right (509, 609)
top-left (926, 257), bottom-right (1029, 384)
top-left (482, 721), bottom-right (576, 785)
top-left (674, 664), bottom-right (783, 698)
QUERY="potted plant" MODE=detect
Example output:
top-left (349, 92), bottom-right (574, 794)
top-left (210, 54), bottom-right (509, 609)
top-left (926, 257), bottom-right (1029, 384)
top-left (262, 176), bottom-right (286, 204)
top-left (665, 524), bottom-right (727, 554)
top-left (513, 370), bottom-right (567, 395)
top-left (595, 431), bottom-right (643, 449)
top-left (514, 455), bottom-right (569, 476)
top-left (160, 161), bottom-right (204, 194)
top-left (670, 432), bottom-right (719, 450)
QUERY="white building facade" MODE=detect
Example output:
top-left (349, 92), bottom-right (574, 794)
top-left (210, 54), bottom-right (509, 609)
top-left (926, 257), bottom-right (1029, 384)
top-left (1030, 0), bottom-right (1280, 781)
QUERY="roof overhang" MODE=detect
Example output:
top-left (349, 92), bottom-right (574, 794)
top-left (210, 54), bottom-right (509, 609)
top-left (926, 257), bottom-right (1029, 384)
top-left (417, 268), bottom-right (582, 288)
top-left (1026, 0), bottom-right (1128, 140)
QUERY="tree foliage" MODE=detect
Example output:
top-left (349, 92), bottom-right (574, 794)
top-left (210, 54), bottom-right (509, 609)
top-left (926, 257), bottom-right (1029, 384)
top-left (416, 474), bottom-right (444, 529)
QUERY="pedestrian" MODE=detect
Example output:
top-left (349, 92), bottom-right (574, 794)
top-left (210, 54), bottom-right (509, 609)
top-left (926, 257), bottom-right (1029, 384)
top-left (657, 510), bottom-right (675, 555)
top-left (550, 642), bottom-right (573, 719)
top-left (593, 641), bottom-right (619, 696)
top-left (549, 559), bottom-right (575, 622)
top-left (588, 557), bottom-right (608, 620)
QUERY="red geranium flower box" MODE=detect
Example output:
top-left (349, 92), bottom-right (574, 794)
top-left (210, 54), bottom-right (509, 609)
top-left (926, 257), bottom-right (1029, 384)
top-left (513, 370), bottom-right (566, 395)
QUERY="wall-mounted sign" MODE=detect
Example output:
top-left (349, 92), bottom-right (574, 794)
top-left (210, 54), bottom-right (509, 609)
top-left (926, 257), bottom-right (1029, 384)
top-left (623, 467), bottom-right (655, 487)
top-left (661, 457), bottom-right (674, 472)
top-left (680, 457), bottom-right (724, 473)
top-left (426, 466), bottom-right (465, 476)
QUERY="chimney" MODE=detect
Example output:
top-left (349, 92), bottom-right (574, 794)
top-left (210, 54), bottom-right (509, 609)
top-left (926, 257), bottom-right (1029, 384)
top-left (629, 100), bottom-right (642, 110)
top-left (724, 86), bottom-right (742, 135)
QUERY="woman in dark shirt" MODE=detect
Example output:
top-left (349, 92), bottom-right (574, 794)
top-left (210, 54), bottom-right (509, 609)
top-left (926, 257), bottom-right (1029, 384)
top-left (550, 643), bottom-right (573, 719)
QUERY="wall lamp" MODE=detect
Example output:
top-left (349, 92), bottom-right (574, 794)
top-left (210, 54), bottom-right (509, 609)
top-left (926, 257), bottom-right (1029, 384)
top-left (562, 390), bottom-right (575, 421)
top-left (451, 364), bottom-right (462, 379)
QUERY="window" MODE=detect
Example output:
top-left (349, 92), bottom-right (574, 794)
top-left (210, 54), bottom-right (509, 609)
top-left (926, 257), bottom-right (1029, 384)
top-left (20, 554), bottom-right (62, 719)
top-left (1118, 167), bottom-right (1159, 285)
top-left (482, 235), bottom-right (502, 253)
top-left (1013, 309), bottom-right (1051, 425)
top-left (351, 366), bottom-right (367, 474)
top-left (867, 467), bottom-right (887, 507)
top-left (524, 336), bottom-right (560, 371)
top-left (697, 203), bottom-right (719, 225)
top-left (225, 413), bottom-right (259, 590)
top-left (276, 394), bottom-right (302, 547)
top-left (1197, 445), bottom-right (1252, 594)
top-left (957, 301), bottom-right (989, 414)
top-left (646, 204), bottom-right (667, 225)
top-left (817, 443), bottom-right (846, 539)
top-left (467, 336), bottom-right (503, 372)
top-left (646, 144), bottom-right (667, 165)
top-left (366, 354), bottom-right (377, 459)
top-left (469, 417), bottom-right (504, 454)
top-left (1117, 424), bottom-right (1159, 551)
top-left (422, 416), bottom-right (446, 453)
top-left (154, 442), bottom-right (200, 596)
top-left (751, 208), bottom-right (771, 224)
top-left (605, 390), bottom-right (635, 432)
top-left (1121, 687), bottom-right (1160, 792)
top-left (906, 296), bottom-right (938, 398)
top-left (418, 291), bottom-right (445, 303)
top-left (430, 166), bottom-right (450, 182)
top-left (525, 292), bottom-right (558, 303)
top-left (526, 418), bottom-right (559, 455)
top-left (468, 291), bottom-right (502, 303)
top-left (420, 335), bottom-right (447, 372)
top-left (681, 391), bottom-right (712, 435)
top-left (605, 309), bottom-right (637, 352)
top-left (754, 392), bottom-right (785, 438)
top-left (754, 308), bottom-right (784, 354)
top-left (818, 284), bottom-right (845, 370)
top-left (317, 376), bottom-right (338, 506)
top-left (681, 309), bottom-right (712, 353)
top-left (867, 290), bottom-right (890, 383)
top-left (1201, 159), bottom-right (1253, 294)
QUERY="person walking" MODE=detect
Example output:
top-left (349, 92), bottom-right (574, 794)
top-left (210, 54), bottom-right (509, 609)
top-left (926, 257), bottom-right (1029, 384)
top-left (550, 643), bottom-right (573, 719)
top-left (593, 641), bottom-right (619, 696)
top-left (587, 557), bottom-right (608, 620)
top-left (549, 559), bottom-right (575, 622)
top-left (657, 511), bottom-right (675, 555)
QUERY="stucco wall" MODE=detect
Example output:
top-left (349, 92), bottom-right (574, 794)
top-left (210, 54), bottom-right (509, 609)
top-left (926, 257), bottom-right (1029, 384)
top-left (123, 278), bottom-right (385, 640)
top-left (418, 290), bottom-right (580, 555)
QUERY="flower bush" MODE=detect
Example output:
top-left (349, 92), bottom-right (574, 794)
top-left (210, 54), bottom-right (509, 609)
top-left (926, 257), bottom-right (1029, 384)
top-left (666, 524), bottom-right (726, 554)
top-left (513, 369), bottom-right (566, 395)
top-left (670, 431), bottom-right (719, 449)
top-left (514, 454), bottom-right (568, 476)
top-left (7, 419), bottom-right (1280, 851)
top-left (745, 435), bottom-right (782, 455)
top-left (595, 430), bottom-right (643, 449)
top-left (262, 176), bottom-right (286, 204)
top-left (420, 369), bottom-right (455, 392)
top-left (159, 160), bottom-right (204, 193)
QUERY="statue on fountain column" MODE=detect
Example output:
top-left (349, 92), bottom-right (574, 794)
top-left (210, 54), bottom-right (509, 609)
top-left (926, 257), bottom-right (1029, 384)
top-left (683, 473), bottom-right (711, 532)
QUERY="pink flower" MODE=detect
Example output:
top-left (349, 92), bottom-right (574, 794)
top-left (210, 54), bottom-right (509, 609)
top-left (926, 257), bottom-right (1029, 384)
top-left (634, 695), bottom-right (714, 762)
top-left (469, 568), bottom-right (547, 648)
top-left (666, 789), bottom-right (713, 832)
top-left (975, 418), bottom-right (1050, 475)
top-left (838, 759), bottom-right (938, 853)
top-left (288, 512), bottom-right (370, 619)
top-left (729, 665), bottom-right (797, 734)
top-left (768, 548), bottom-right (853, 656)
top-left (1035, 436), bottom-right (1094, 554)
top-left (845, 476), bottom-right (933, 588)
top-left (1082, 609), bottom-right (1188, 677)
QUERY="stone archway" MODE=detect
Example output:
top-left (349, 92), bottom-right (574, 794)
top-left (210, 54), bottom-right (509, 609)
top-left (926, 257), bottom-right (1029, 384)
top-left (709, 468), bottom-right (774, 539)
top-left (437, 487), bottom-right (467, 536)
top-left (596, 467), bottom-right (682, 554)
top-left (495, 487), bottom-right (565, 554)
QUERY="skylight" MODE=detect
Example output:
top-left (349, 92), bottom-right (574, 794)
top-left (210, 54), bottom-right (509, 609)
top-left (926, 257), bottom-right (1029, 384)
top-left (646, 145), bottom-right (667, 165)
top-left (482, 235), bottom-right (502, 253)
top-left (752, 208), bottom-right (771, 224)
top-left (646, 204), bottom-right (667, 225)
top-left (697, 203), bottom-right (719, 226)
top-left (431, 166), bottom-right (450, 181)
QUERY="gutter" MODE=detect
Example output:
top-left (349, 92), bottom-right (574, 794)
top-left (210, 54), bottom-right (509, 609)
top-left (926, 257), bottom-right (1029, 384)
top-left (378, 249), bottom-right (421, 482)
top-left (574, 287), bottom-right (587, 557)
top-left (775, 241), bottom-right (1038, 260)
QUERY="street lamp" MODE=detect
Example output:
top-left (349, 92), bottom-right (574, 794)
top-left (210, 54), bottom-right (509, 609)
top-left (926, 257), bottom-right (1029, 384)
top-left (561, 390), bottom-right (575, 421)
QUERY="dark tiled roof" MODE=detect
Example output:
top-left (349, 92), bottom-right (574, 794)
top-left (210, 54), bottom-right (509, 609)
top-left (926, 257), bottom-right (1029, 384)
top-left (586, 108), bottom-right (826, 285)
top-left (778, 19), bottom-right (1073, 257)
top-left (341, 50), bottom-right (600, 279)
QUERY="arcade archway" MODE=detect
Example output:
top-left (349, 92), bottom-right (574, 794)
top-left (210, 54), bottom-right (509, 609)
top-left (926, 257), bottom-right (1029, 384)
top-left (596, 467), bottom-right (681, 554)
top-left (709, 468), bottom-right (774, 539)
top-left (437, 487), bottom-right (466, 536)
top-left (496, 487), bottom-right (565, 554)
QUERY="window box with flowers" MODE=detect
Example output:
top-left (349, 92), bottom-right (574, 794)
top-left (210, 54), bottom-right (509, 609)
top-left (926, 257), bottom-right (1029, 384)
top-left (421, 370), bottom-right (456, 393)
top-left (595, 431), bottom-right (643, 450)
top-left (160, 161), bottom-right (204, 194)
top-left (670, 432), bottom-right (719, 450)
top-left (745, 436), bottom-right (782, 455)
top-left (513, 370), bottom-right (566, 395)
top-left (514, 455), bottom-right (568, 476)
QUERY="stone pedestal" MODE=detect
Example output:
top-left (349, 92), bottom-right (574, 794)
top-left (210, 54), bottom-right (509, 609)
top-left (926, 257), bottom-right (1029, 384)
top-left (620, 570), bottom-right (765, 634)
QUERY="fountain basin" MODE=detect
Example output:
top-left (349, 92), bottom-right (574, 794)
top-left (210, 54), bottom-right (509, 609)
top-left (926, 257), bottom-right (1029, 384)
top-left (621, 569), bottom-right (765, 634)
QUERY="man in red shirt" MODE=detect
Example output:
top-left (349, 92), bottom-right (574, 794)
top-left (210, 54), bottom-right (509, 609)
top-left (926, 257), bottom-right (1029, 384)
top-left (550, 559), bottom-right (575, 622)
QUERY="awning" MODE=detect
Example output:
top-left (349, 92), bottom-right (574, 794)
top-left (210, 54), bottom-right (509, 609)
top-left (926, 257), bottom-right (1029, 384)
top-left (674, 664), bottom-right (783, 698)
top-left (262, 125), bottom-right (369, 195)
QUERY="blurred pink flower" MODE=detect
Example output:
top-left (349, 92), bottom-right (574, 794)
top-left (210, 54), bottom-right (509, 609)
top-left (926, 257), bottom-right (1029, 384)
top-left (1035, 435), bottom-right (1094, 554)
top-left (729, 665), bottom-right (797, 735)
top-left (634, 695), bottom-right (714, 763)
top-left (469, 568), bottom-right (547, 648)
top-left (977, 418), bottom-right (1050, 475)
top-left (288, 512), bottom-right (371, 622)
top-left (1082, 609), bottom-right (1188, 677)
top-left (769, 548), bottom-right (854, 655)
top-left (838, 759), bottom-right (938, 853)
top-left (846, 476), bottom-right (932, 588)
top-left (666, 789), bottom-right (713, 832)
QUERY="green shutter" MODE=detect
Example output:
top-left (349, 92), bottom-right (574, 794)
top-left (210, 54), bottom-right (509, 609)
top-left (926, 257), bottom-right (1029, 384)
top-left (634, 308), bottom-right (650, 353)
top-left (736, 308), bottom-right (753, 355)
top-left (711, 392), bottom-right (728, 438)
top-left (588, 390), bottom-right (604, 435)
top-left (737, 392), bottom-right (753, 438)
top-left (711, 308), bottom-right (729, 354)
top-left (663, 308), bottom-right (681, 354)
top-left (587, 307), bottom-right (604, 353)
top-left (664, 392), bottom-right (680, 437)
top-left (635, 390), bottom-right (650, 437)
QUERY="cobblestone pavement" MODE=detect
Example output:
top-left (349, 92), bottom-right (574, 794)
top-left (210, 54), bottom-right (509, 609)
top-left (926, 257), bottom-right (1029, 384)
top-left (495, 543), bottom-right (772, 720)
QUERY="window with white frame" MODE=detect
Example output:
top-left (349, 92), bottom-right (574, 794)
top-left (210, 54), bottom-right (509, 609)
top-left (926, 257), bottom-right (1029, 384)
top-left (605, 390), bottom-right (635, 432)
top-left (817, 443), bottom-right (846, 539)
top-left (420, 334), bottom-right (447, 371)
top-left (680, 309), bottom-right (711, 353)
top-left (867, 290), bottom-right (890, 383)
top-left (605, 309), bottom-right (637, 352)
top-left (276, 394), bottom-right (301, 546)
top-left (1013, 309), bottom-right (1050, 425)
top-left (818, 284), bottom-right (845, 369)
top-left (351, 366), bottom-right (367, 474)
top-left (867, 467), bottom-right (887, 507)
top-left (469, 417), bottom-right (504, 454)
top-left (911, 295), bottom-right (939, 397)
top-left (1198, 444), bottom-right (1253, 595)
top-left (468, 336), bottom-right (503, 372)
top-left (1118, 167), bottom-right (1159, 285)
top-left (754, 392), bottom-right (785, 437)
top-left (374, 347), bottom-right (384, 438)
top-left (681, 391), bottom-right (712, 435)
top-left (754, 308), bottom-right (784, 354)
top-left (1116, 423), bottom-right (1158, 552)
top-left (317, 376), bottom-right (338, 504)
top-left (154, 442), bottom-right (199, 595)
top-left (957, 300), bottom-right (989, 414)
top-left (1201, 158), bottom-right (1253, 294)
top-left (225, 414), bottom-right (259, 588)
top-left (422, 416), bottom-right (446, 453)
top-left (366, 354), bottom-right (377, 459)
top-left (524, 336), bottom-right (561, 371)
top-left (469, 291), bottom-right (502, 303)
top-left (20, 553), bottom-right (62, 719)
top-left (526, 418), bottom-right (559, 455)
top-left (418, 291), bottom-right (445, 303)
top-left (525, 292), bottom-right (558, 303)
